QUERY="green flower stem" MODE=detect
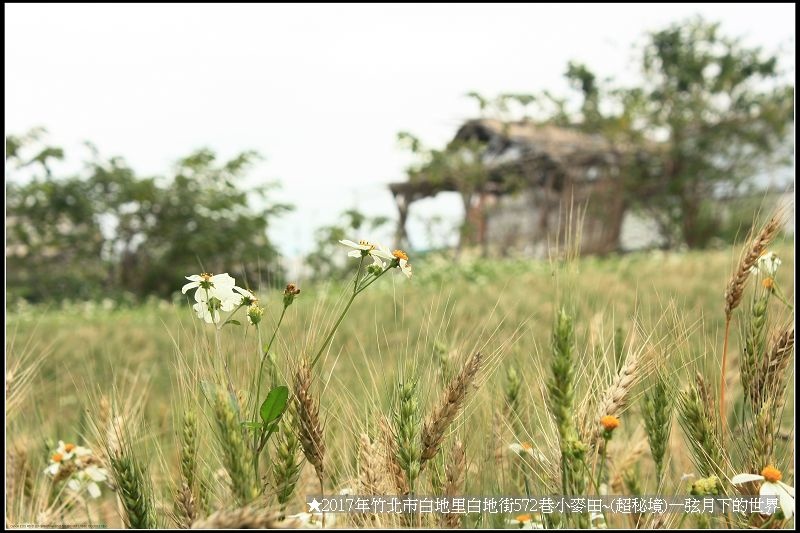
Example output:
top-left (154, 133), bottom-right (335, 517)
top-left (355, 260), bottom-right (396, 294)
top-left (218, 302), bottom-right (246, 328)
top-left (206, 287), bottom-right (236, 401)
top-left (772, 282), bottom-right (793, 310)
top-left (254, 305), bottom-right (288, 416)
top-left (251, 304), bottom-right (289, 474)
top-left (310, 256), bottom-right (367, 367)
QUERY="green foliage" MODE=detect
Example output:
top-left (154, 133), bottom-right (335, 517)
top-left (259, 385), bottom-right (289, 428)
top-left (631, 18), bottom-right (793, 248)
top-left (6, 130), bottom-right (292, 302)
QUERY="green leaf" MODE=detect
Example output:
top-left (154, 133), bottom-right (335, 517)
top-left (224, 319), bottom-right (241, 327)
top-left (241, 421), bottom-right (264, 430)
top-left (259, 385), bottom-right (289, 426)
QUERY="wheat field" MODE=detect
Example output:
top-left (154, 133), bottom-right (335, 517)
top-left (5, 227), bottom-right (795, 529)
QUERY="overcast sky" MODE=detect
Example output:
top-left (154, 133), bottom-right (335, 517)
top-left (5, 3), bottom-right (795, 257)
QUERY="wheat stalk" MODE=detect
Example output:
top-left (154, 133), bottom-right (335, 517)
top-left (379, 415), bottom-right (408, 495)
top-left (724, 212), bottom-right (784, 319)
top-left (174, 481), bottom-right (197, 528)
top-left (421, 352), bottom-right (482, 469)
top-left (273, 412), bottom-right (302, 513)
top-left (293, 360), bottom-right (325, 490)
top-left (211, 389), bottom-right (259, 505)
top-left (441, 440), bottom-right (466, 529)
top-left (358, 432), bottom-right (381, 496)
top-left (762, 325), bottom-right (795, 409)
top-left (721, 210), bottom-right (784, 437)
top-left (677, 376), bottom-right (726, 484)
top-left (108, 450), bottom-right (158, 529)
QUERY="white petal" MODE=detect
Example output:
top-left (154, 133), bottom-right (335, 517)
top-left (74, 446), bottom-right (92, 457)
top-left (211, 273), bottom-right (235, 290)
top-left (67, 479), bottom-right (81, 492)
top-left (87, 482), bottom-right (102, 499)
top-left (509, 443), bottom-right (523, 454)
top-left (347, 250), bottom-right (362, 258)
top-left (218, 294), bottom-right (240, 312)
top-left (339, 239), bottom-right (360, 248)
top-left (85, 466), bottom-right (108, 482)
top-left (732, 473), bottom-right (764, 484)
top-left (193, 302), bottom-right (209, 321)
top-left (44, 463), bottom-right (60, 476)
top-left (763, 482), bottom-right (795, 519)
top-left (233, 286), bottom-right (254, 299)
top-left (400, 259), bottom-right (413, 278)
top-left (181, 281), bottom-right (200, 294)
top-left (371, 247), bottom-right (395, 260)
top-left (778, 481), bottom-right (795, 498)
top-left (778, 488), bottom-right (794, 519)
top-left (761, 482), bottom-right (779, 497)
top-left (185, 275), bottom-right (202, 281)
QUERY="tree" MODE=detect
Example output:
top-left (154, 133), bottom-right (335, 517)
top-left (6, 130), bottom-right (106, 301)
top-left (633, 18), bottom-right (793, 248)
top-left (6, 131), bottom-right (293, 302)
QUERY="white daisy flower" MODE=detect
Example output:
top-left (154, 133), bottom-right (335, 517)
top-left (391, 250), bottom-right (413, 278)
top-left (44, 441), bottom-right (79, 476)
top-left (192, 300), bottom-right (222, 324)
top-left (181, 272), bottom-right (236, 296)
top-left (750, 252), bottom-right (782, 277)
top-left (508, 442), bottom-right (545, 462)
top-left (732, 466), bottom-right (794, 519)
top-left (339, 239), bottom-right (394, 260)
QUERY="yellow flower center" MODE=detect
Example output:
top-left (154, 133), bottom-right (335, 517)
top-left (393, 250), bottom-right (408, 261)
top-left (515, 514), bottom-right (532, 523)
top-left (761, 465), bottom-right (782, 483)
top-left (762, 277), bottom-right (774, 289)
top-left (600, 415), bottom-right (620, 431)
top-left (358, 240), bottom-right (374, 249)
top-left (64, 443), bottom-right (76, 453)
top-left (52, 453), bottom-right (64, 463)
top-left (200, 272), bottom-right (213, 281)
top-left (521, 442), bottom-right (533, 450)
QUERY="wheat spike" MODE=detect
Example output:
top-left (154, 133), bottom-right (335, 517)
top-left (293, 360), bottom-right (325, 487)
top-left (421, 352), bottom-right (482, 468)
top-left (724, 211), bottom-right (784, 319)
top-left (441, 440), bottom-right (466, 529)
top-left (379, 415), bottom-right (408, 494)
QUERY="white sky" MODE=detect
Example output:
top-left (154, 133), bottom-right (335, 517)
top-left (5, 3), bottom-right (795, 257)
